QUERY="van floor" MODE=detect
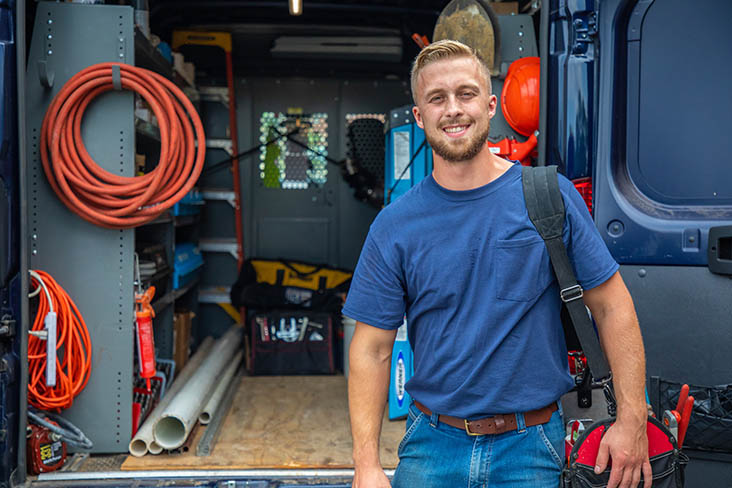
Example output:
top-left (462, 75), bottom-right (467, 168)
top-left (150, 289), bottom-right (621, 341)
top-left (108, 375), bottom-right (405, 471)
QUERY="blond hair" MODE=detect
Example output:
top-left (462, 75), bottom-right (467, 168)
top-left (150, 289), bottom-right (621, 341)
top-left (410, 40), bottom-right (492, 104)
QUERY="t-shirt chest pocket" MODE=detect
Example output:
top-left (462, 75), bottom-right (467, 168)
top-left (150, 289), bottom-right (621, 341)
top-left (493, 236), bottom-right (554, 301)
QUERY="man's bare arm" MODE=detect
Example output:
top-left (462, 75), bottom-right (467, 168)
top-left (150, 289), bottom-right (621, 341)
top-left (348, 321), bottom-right (397, 487)
top-left (583, 271), bottom-right (651, 488)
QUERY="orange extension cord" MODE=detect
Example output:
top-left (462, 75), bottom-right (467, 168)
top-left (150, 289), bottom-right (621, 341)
top-left (40, 62), bottom-right (206, 229)
top-left (28, 270), bottom-right (92, 412)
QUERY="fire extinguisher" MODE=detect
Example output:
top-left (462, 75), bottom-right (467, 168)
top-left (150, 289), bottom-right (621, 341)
top-left (134, 252), bottom-right (157, 391)
top-left (135, 285), bottom-right (157, 391)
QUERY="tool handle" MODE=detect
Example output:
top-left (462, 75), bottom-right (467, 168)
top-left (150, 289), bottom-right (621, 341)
top-left (676, 384), bottom-right (689, 414)
top-left (44, 312), bottom-right (57, 387)
top-left (677, 395), bottom-right (694, 447)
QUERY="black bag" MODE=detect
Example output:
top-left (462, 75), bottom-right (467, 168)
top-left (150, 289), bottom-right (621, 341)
top-left (231, 258), bottom-right (350, 312)
top-left (651, 376), bottom-right (732, 453)
top-left (249, 310), bottom-right (335, 375)
top-left (522, 166), bottom-right (688, 487)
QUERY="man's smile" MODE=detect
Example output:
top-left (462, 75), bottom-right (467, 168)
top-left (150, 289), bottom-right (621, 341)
top-left (442, 124), bottom-right (471, 138)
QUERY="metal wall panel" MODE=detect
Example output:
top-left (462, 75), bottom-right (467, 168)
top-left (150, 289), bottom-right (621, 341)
top-left (620, 265), bottom-right (732, 386)
top-left (25, 3), bottom-right (134, 452)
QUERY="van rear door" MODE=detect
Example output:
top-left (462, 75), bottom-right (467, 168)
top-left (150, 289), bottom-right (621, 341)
top-left (543, 0), bottom-right (732, 484)
top-left (0, 1), bottom-right (20, 485)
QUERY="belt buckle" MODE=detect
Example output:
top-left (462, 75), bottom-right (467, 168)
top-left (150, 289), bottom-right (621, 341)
top-left (464, 419), bottom-right (482, 436)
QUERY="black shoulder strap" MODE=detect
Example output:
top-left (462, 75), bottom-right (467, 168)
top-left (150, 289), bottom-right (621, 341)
top-left (521, 166), bottom-right (612, 382)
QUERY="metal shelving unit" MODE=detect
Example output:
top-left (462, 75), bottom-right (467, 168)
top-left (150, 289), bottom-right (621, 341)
top-left (24, 2), bottom-right (204, 453)
top-left (25, 2), bottom-right (136, 453)
top-left (131, 18), bottom-right (201, 362)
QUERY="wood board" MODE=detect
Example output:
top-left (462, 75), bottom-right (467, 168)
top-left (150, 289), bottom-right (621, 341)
top-left (121, 375), bottom-right (406, 470)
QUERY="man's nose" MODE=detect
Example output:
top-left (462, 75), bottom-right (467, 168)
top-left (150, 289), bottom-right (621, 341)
top-left (444, 94), bottom-right (463, 118)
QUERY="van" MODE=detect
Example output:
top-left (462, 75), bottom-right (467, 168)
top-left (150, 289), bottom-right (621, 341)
top-left (1, 0), bottom-right (731, 486)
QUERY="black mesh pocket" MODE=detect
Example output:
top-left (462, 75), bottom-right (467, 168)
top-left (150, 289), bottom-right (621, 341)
top-left (651, 376), bottom-right (732, 453)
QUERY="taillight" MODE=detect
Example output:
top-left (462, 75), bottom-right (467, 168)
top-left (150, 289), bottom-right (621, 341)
top-left (572, 177), bottom-right (593, 214)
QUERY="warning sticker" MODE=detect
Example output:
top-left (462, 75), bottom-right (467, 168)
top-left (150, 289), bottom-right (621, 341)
top-left (393, 131), bottom-right (411, 180)
top-left (40, 441), bottom-right (63, 466)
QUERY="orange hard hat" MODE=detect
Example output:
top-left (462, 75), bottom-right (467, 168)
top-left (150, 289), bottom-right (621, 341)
top-left (501, 56), bottom-right (540, 136)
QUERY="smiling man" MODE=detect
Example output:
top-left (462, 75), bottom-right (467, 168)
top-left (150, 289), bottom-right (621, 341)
top-left (345, 40), bottom-right (651, 488)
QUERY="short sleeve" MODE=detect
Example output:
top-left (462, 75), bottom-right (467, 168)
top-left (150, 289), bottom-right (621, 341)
top-left (560, 177), bottom-right (619, 290)
top-left (342, 229), bottom-right (406, 330)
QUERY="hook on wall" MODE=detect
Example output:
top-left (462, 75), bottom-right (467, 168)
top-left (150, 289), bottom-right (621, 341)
top-left (38, 59), bottom-right (54, 89)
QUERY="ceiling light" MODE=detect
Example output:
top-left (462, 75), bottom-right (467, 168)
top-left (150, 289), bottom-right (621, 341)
top-left (289, 0), bottom-right (302, 16)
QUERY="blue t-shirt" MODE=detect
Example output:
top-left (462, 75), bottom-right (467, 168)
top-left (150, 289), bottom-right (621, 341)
top-left (342, 163), bottom-right (618, 419)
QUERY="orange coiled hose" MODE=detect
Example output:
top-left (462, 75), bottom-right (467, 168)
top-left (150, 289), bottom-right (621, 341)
top-left (40, 62), bottom-right (206, 229)
top-left (28, 271), bottom-right (92, 412)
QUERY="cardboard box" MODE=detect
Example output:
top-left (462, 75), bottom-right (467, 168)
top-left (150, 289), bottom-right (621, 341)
top-left (173, 311), bottom-right (195, 373)
top-left (491, 2), bottom-right (519, 15)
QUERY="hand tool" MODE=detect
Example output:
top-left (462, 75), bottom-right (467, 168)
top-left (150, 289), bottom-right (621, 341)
top-left (663, 410), bottom-right (679, 441)
top-left (677, 395), bottom-right (694, 447)
top-left (676, 384), bottom-right (690, 414)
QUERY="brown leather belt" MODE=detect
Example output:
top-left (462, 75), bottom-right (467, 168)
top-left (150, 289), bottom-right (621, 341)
top-left (414, 401), bottom-right (558, 436)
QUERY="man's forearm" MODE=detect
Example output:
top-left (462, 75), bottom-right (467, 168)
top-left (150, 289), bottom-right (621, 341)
top-left (589, 276), bottom-right (648, 424)
top-left (584, 273), bottom-right (647, 424)
top-left (597, 302), bottom-right (647, 423)
top-left (348, 334), bottom-right (392, 469)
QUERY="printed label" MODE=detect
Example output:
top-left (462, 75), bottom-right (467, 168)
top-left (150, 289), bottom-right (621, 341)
top-left (40, 441), bottom-right (63, 466)
top-left (396, 352), bottom-right (406, 407)
top-left (394, 131), bottom-right (411, 180)
top-left (285, 287), bottom-right (313, 306)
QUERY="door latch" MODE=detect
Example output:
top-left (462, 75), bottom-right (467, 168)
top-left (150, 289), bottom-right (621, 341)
top-left (571, 11), bottom-right (598, 55)
top-left (708, 225), bottom-right (732, 275)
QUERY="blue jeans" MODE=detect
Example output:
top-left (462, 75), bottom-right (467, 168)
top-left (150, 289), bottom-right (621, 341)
top-left (391, 402), bottom-right (565, 488)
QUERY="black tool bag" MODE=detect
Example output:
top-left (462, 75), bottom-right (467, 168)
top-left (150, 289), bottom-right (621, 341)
top-left (249, 310), bottom-right (335, 375)
top-left (230, 258), bottom-right (350, 312)
top-left (522, 166), bottom-right (688, 487)
top-left (651, 376), bottom-right (732, 453)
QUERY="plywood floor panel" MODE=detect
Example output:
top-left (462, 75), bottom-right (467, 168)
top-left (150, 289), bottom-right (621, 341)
top-left (121, 375), bottom-right (405, 470)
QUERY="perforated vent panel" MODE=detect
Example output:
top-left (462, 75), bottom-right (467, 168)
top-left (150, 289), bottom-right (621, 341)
top-left (259, 112), bottom-right (328, 190)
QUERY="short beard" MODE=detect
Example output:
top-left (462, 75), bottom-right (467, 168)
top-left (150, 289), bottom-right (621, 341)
top-left (427, 121), bottom-right (491, 163)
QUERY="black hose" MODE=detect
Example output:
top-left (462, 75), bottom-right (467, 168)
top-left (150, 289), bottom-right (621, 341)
top-left (28, 409), bottom-right (94, 450)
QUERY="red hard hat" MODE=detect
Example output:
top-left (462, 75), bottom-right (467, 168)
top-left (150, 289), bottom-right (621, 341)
top-left (501, 57), bottom-right (540, 137)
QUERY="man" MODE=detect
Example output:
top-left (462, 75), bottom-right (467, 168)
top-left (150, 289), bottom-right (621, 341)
top-left (344, 40), bottom-right (651, 488)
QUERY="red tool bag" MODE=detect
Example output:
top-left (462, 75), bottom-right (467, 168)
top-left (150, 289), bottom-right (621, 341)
top-left (523, 167), bottom-right (689, 487)
top-left (563, 416), bottom-right (688, 487)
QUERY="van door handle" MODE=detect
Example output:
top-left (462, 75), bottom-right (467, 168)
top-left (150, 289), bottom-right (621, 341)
top-left (707, 225), bottom-right (732, 275)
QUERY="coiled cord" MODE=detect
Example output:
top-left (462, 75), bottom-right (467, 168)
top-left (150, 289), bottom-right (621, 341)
top-left (40, 62), bottom-right (206, 228)
top-left (28, 270), bottom-right (92, 412)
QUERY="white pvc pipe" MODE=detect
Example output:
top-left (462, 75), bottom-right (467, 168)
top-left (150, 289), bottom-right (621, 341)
top-left (128, 337), bottom-right (214, 457)
top-left (198, 350), bottom-right (243, 425)
top-left (153, 326), bottom-right (243, 450)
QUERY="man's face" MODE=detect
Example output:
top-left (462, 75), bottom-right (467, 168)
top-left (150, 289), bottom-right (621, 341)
top-left (412, 57), bottom-right (497, 163)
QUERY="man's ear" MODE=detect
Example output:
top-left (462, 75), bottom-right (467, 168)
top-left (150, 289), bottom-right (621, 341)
top-left (487, 94), bottom-right (498, 120)
top-left (413, 105), bottom-right (424, 129)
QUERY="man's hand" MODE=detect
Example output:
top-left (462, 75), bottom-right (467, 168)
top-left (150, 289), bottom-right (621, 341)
top-left (594, 418), bottom-right (652, 488)
top-left (352, 465), bottom-right (392, 488)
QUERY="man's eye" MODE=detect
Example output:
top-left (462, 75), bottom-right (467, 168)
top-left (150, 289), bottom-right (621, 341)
top-left (430, 96), bottom-right (443, 103)
top-left (461, 92), bottom-right (475, 98)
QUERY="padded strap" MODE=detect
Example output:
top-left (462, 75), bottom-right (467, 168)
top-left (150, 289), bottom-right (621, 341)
top-left (522, 166), bottom-right (612, 382)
